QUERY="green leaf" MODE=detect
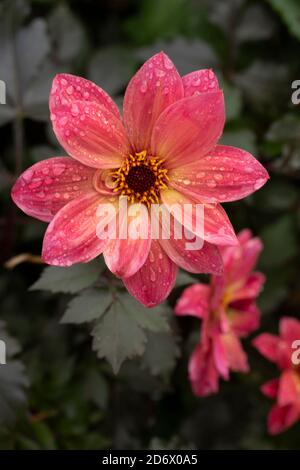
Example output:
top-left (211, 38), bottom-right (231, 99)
top-left (236, 4), bottom-right (275, 42)
top-left (267, 0), bottom-right (300, 41)
top-left (118, 293), bottom-right (170, 333)
top-left (30, 259), bottom-right (104, 294)
top-left (61, 289), bottom-right (112, 324)
top-left (32, 422), bottom-right (57, 450)
top-left (141, 331), bottom-right (180, 375)
top-left (235, 61), bottom-right (289, 108)
top-left (84, 370), bottom-right (108, 409)
top-left (0, 320), bottom-right (21, 357)
top-left (23, 61), bottom-right (61, 122)
top-left (252, 179), bottom-right (298, 212)
top-left (124, 0), bottom-right (187, 45)
top-left (0, 321), bottom-right (28, 427)
top-left (91, 301), bottom-right (147, 374)
top-left (16, 18), bottom-right (50, 95)
top-left (88, 46), bottom-right (137, 96)
top-left (260, 215), bottom-right (298, 269)
top-left (220, 129), bottom-right (257, 155)
top-left (48, 4), bottom-right (87, 64)
top-left (221, 81), bottom-right (242, 121)
top-left (0, 361), bottom-right (29, 426)
top-left (176, 270), bottom-right (197, 287)
top-left (266, 114), bottom-right (300, 143)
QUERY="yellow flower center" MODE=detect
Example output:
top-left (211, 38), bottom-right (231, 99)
top-left (111, 150), bottom-right (169, 206)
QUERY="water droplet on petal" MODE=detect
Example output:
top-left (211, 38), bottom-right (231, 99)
top-left (140, 81), bottom-right (147, 93)
top-left (155, 68), bottom-right (166, 78)
top-left (53, 164), bottom-right (66, 176)
top-left (71, 103), bottom-right (79, 116)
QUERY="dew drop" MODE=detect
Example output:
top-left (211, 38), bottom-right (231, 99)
top-left (23, 169), bottom-right (34, 182)
top-left (155, 68), bottom-right (166, 78)
top-left (66, 85), bottom-right (74, 95)
top-left (140, 81), bottom-right (147, 93)
top-left (71, 103), bottom-right (79, 116)
top-left (53, 164), bottom-right (66, 176)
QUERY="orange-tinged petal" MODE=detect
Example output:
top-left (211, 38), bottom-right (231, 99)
top-left (123, 52), bottom-right (183, 152)
top-left (11, 157), bottom-right (95, 222)
top-left (42, 193), bottom-right (114, 266)
top-left (169, 145), bottom-right (269, 203)
top-left (50, 73), bottom-right (121, 118)
top-left (50, 99), bottom-right (130, 169)
top-left (182, 69), bottom-right (219, 97)
top-left (151, 91), bottom-right (225, 169)
top-left (161, 188), bottom-right (238, 246)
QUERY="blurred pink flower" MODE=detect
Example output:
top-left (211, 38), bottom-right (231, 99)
top-left (253, 317), bottom-right (300, 435)
top-left (176, 229), bottom-right (265, 396)
top-left (12, 53), bottom-right (268, 307)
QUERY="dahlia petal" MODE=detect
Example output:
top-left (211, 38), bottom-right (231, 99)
top-left (278, 370), bottom-right (300, 407)
top-left (123, 52), bottom-right (183, 152)
top-left (229, 303), bottom-right (260, 337)
top-left (42, 193), bottom-right (114, 266)
top-left (221, 332), bottom-right (249, 372)
top-left (189, 343), bottom-right (220, 397)
top-left (151, 91), bottom-right (225, 169)
top-left (182, 69), bottom-right (219, 97)
top-left (50, 73), bottom-right (121, 118)
top-left (103, 205), bottom-right (151, 278)
top-left (223, 235), bottom-right (263, 284)
top-left (261, 379), bottom-right (280, 399)
top-left (123, 240), bottom-right (177, 307)
top-left (213, 331), bottom-right (230, 380)
top-left (280, 317), bottom-right (300, 345)
top-left (252, 333), bottom-right (280, 363)
top-left (50, 100), bottom-right (130, 169)
top-left (158, 214), bottom-right (223, 274)
top-left (231, 272), bottom-right (265, 302)
top-left (169, 145), bottom-right (269, 203)
top-left (175, 283), bottom-right (211, 319)
top-left (268, 404), bottom-right (300, 435)
top-left (161, 188), bottom-right (238, 246)
top-left (11, 157), bottom-right (95, 222)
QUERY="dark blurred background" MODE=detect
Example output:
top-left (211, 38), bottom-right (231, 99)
top-left (0, 0), bottom-right (300, 449)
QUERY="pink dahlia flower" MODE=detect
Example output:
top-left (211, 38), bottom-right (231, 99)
top-left (253, 317), bottom-right (300, 435)
top-left (12, 53), bottom-right (268, 307)
top-left (176, 229), bottom-right (265, 396)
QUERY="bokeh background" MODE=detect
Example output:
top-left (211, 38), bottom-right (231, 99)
top-left (1, 0), bottom-right (300, 450)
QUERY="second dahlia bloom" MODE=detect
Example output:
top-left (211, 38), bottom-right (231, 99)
top-left (253, 317), bottom-right (300, 435)
top-left (176, 229), bottom-right (265, 396)
top-left (12, 53), bottom-right (268, 307)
